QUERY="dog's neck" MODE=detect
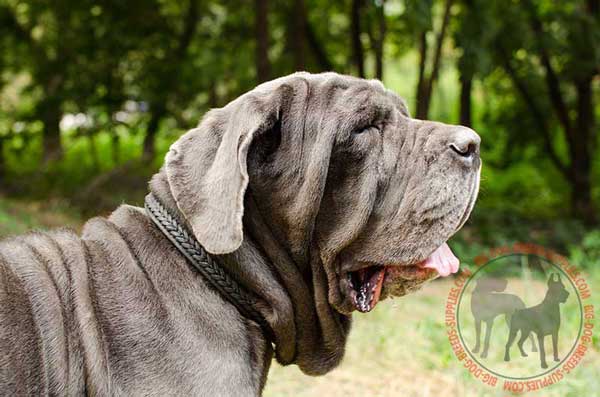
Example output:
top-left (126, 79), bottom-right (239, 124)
top-left (541, 290), bottom-right (563, 309)
top-left (148, 168), bottom-right (351, 376)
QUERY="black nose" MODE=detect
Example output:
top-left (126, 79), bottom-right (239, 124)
top-left (449, 127), bottom-right (481, 165)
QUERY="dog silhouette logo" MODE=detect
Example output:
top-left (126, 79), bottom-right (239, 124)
top-left (449, 247), bottom-right (589, 387)
top-left (470, 276), bottom-right (537, 359)
top-left (504, 274), bottom-right (569, 369)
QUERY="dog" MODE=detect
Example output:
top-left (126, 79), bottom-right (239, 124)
top-left (0, 72), bottom-right (481, 396)
top-left (504, 273), bottom-right (570, 368)
top-left (470, 276), bottom-right (537, 358)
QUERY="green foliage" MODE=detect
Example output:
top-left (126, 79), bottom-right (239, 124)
top-left (0, 0), bottom-right (598, 250)
top-left (569, 230), bottom-right (600, 269)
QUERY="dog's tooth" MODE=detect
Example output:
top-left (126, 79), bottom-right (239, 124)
top-left (356, 284), bottom-right (371, 312)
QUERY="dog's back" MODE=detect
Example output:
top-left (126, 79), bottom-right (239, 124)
top-left (0, 229), bottom-right (88, 395)
top-left (471, 277), bottom-right (525, 320)
top-left (0, 207), bottom-right (264, 396)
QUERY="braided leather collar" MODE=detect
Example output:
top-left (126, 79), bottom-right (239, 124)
top-left (144, 193), bottom-right (273, 340)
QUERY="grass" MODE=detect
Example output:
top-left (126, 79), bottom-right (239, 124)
top-left (0, 195), bottom-right (82, 238)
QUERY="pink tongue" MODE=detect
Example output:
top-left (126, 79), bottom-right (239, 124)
top-left (419, 243), bottom-right (460, 277)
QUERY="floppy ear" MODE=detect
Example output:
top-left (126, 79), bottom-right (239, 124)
top-left (165, 87), bottom-right (286, 254)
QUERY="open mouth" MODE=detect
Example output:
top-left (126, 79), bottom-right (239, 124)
top-left (348, 265), bottom-right (386, 313)
top-left (345, 243), bottom-right (459, 313)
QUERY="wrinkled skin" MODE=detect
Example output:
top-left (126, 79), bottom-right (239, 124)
top-left (0, 72), bottom-right (480, 396)
top-left (243, 73), bottom-right (481, 314)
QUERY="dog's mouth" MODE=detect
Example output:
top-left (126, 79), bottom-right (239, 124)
top-left (347, 265), bottom-right (387, 313)
top-left (343, 243), bottom-right (460, 313)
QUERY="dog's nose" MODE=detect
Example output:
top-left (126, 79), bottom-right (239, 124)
top-left (448, 126), bottom-right (480, 166)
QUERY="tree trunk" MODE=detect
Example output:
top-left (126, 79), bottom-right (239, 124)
top-left (524, 0), bottom-right (596, 223)
top-left (290, 0), bottom-right (307, 71)
top-left (39, 71), bottom-right (65, 163)
top-left (142, 0), bottom-right (198, 163)
top-left (111, 132), bottom-right (120, 166)
top-left (255, 0), bottom-right (270, 83)
top-left (0, 138), bottom-right (5, 185)
top-left (374, 0), bottom-right (386, 81)
top-left (351, 0), bottom-right (365, 77)
top-left (41, 98), bottom-right (63, 163)
top-left (570, 76), bottom-right (596, 223)
top-left (142, 106), bottom-right (166, 162)
top-left (459, 73), bottom-right (472, 127)
top-left (415, 31), bottom-right (428, 119)
top-left (416, 0), bottom-right (454, 119)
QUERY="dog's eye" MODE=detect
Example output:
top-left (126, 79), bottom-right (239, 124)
top-left (354, 125), bottom-right (380, 135)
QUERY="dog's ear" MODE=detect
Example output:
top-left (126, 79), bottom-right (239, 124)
top-left (548, 273), bottom-right (561, 285)
top-left (165, 86), bottom-right (288, 254)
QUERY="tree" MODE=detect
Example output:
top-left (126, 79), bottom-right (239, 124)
top-left (2, 3), bottom-right (71, 162)
top-left (289, 0), bottom-right (308, 71)
top-left (255, 0), bottom-right (271, 83)
top-left (141, 0), bottom-right (200, 162)
top-left (408, 0), bottom-right (454, 119)
top-left (453, 0), bottom-right (496, 127)
top-left (371, 0), bottom-right (387, 81)
top-left (490, 0), bottom-right (598, 223)
top-left (351, 0), bottom-right (366, 78)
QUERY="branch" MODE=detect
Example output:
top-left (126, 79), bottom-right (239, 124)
top-left (366, 0), bottom-right (386, 80)
top-left (428, 0), bottom-right (453, 88)
top-left (498, 44), bottom-right (570, 177)
top-left (174, 0), bottom-right (199, 60)
top-left (417, 0), bottom-right (453, 119)
top-left (524, 0), bottom-right (572, 137)
top-left (290, 0), bottom-right (307, 70)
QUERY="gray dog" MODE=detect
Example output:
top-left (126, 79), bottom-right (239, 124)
top-left (0, 72), bottom-right (481, 396)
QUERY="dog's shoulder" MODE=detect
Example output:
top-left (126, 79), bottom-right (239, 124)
top-left (0, 227), bottom-right (83, 269)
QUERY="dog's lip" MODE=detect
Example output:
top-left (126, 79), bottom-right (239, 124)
top-left (338, 243), bottom-right (460, 312)
top-left (384, 264), bottom-right (438, 281)
top-left (339, 263), bottom-right (437, 313)
top-left (339, 242), bottom-right (460, 275)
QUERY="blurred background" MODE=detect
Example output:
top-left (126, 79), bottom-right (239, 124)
top-left (0, 0), bottom-right (598, 395)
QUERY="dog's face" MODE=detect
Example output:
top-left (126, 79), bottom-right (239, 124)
top-left (548, 274), bottom-right (569, 304)
top-left (311, 78), bottom-right (481, 314)
top-left (165, 72), bottom-right (481, 316)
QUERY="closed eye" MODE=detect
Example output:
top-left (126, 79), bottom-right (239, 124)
top-left (354, 125), bottom-right (380, 135)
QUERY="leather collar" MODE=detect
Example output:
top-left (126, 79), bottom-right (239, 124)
top-left (144, 193), bottom-right (273, 340)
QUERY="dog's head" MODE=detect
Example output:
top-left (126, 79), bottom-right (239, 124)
top-left (164, 72), bottom-right (481, 316)
top-left (547, 273), bottom-right (569, 304)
